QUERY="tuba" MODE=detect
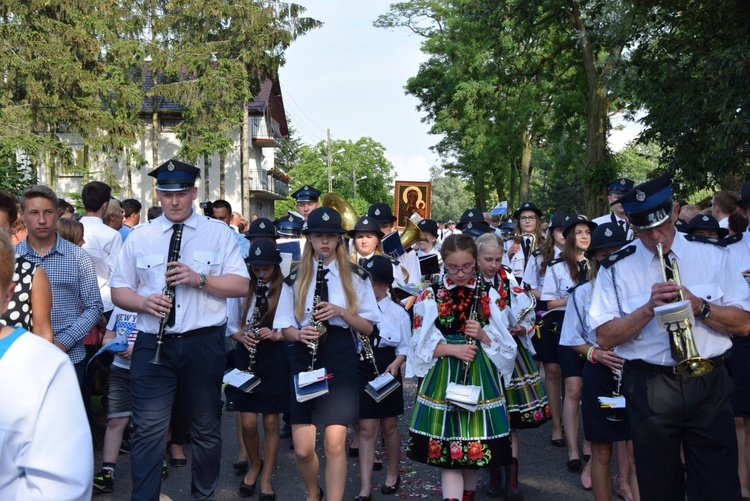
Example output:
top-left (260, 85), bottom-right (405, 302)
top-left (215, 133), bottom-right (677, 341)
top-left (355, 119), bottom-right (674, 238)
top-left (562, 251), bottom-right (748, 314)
top-left (321, 193), bottom-right (358, 232)
top-left (656, 243), bottom-right (713, 377)
top-left (400, 218), bottom-right (426, 250)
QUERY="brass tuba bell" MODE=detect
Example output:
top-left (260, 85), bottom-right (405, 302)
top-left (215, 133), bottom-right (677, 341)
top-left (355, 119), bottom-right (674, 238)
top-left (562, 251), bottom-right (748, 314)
top-left (400, 218), bottom-right (426, 250)
top-left (321, 193), bottom-right (358, 232)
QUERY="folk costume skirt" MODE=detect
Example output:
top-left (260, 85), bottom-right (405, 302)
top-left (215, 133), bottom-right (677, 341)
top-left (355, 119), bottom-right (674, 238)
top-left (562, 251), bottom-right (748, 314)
top-left (505, 336), bottom-right (550, 429)
top-left (407, 334), bottom-right (512, 469)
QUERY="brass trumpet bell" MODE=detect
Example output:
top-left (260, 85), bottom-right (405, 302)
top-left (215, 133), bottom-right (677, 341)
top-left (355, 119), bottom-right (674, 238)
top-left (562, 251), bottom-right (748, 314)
top-left (321, 193), bottom-right (358, 232)
top-left (400, 218), bottom-right (426, 250)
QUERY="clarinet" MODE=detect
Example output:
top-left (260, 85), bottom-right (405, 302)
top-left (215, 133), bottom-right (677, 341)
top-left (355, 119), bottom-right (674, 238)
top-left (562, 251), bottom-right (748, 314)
top-left (246, 273), bottom-right (264, 373)
top-left (151, 225), bottom-right (184, 365)
top-left (462, 271), bottom-right (483, 384)
top-left (308, 254), bottom-right (327, 371)
top-left (358, 331), bottom-right (380, 378)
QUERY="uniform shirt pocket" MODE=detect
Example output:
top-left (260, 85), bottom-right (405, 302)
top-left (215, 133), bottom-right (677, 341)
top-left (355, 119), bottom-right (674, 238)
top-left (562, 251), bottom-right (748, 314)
top-left (689, 284), bottom-right (724, 304)
top-left (136, 254), bottom-right (165, 290)
top-left (193, 251), bottom-right (222, 275)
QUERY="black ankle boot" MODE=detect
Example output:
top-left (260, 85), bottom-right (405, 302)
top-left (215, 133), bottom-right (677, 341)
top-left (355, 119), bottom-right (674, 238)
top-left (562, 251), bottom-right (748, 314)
top-left (505, 457), bottom-right (523, 501)
top-left (486, 460), bottom-right (504, 498)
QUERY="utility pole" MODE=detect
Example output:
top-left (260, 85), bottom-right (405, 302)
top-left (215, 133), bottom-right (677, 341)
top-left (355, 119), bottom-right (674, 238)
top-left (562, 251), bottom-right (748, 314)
top-left (327, 128), bottom-right (332, 193)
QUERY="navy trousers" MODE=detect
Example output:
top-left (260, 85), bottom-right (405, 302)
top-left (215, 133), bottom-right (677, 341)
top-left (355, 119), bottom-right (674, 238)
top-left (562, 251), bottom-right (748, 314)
top-left (129, 327), bottom-right (225, 501)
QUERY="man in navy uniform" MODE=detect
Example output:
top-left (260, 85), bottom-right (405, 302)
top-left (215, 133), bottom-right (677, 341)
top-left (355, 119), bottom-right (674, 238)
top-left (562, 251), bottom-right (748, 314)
top-left (592, 177), bottom-right (635, 240)
top-left (111, 160), bottom-right (250, 500)
top-left (591, 173), bottom-right (750, 501)
top-left (291, 185), bottom-right (321, 221)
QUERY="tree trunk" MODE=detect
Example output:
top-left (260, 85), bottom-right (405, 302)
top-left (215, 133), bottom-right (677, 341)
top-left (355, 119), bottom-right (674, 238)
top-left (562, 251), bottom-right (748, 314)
top-left (509, 157), bottom-right (517, 212)
top-left (519, 129), bottom-right (533, 204)
top-left (219, 153), bottom-right (225, 200)
top-left (125, 148), bottom-right (132, 198)
top-left (201, 153), bottom-right (209, 201)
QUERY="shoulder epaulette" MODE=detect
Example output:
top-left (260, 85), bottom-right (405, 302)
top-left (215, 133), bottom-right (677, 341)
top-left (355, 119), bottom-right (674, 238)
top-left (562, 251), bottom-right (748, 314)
top-left (684, 234), bottom-right (726, 246)
top-left (601, 245), bottom-right (637, 268)
top-left (386, 255), bottom-right (401, 266)
top-left (567, 280), bottom-right (590, 294)
top-left (502, 264), bottom-right (513, 274)
top-left (546, 256), bottom-right (564, 268)
top-left (349, 262), bottom-right (369, 279)
top-left (284, 270), bottom-right (298, 286)
top-left (532, 248), bottom-right (543, 257)
top-left (722, 232), bottom-right (743, 246)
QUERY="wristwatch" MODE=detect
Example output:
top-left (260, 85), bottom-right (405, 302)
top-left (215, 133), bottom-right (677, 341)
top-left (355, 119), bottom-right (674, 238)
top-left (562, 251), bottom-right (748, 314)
top-left (698, 299), bottom-right (711, 320)
top-left (198, 274), bottom-right (207, 289)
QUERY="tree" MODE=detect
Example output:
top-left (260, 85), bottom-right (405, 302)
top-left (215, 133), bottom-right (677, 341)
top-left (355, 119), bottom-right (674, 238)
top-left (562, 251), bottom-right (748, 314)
top-left (276, 137), bottom-right (396, 218)
top-left (429, 166), bottom-right (473, 221)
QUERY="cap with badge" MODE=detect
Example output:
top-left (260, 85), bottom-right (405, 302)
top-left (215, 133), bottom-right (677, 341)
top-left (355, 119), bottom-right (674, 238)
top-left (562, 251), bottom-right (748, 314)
top-left (244, 217), bottom-right (278, 240)
top-left (617, 173), bottom-right (674, 230)
top-left (347, 215), bottom-right (385, 239)
top-left (455, 209), bottom-right (484, 230)
top-left (275, 211), bottom-right (304, 237)
top-left (549, 212), bottom-right (576, 231)
top-left (367, 202), bottom-right (397, 224)
top-left (417, 218), bottom-right (438, 238)
top-left (363, 255), bottom-right (394, 285)
top-left (675, 219), bottom-right (689, 233)
top-left (562, 215), bottom-right (598, 238)
top-left (606, 178), bottom-right (635, 195)
top-left (513, 202), bottom-right (543, 220)
top-left (291, 185), bottom-right (321, 203)
top-left (148, 159), bottom-right (200, 192)
top-left (686, 214), bottom-right (728, 238)
top-left (302, 206), bottom-right (347, 234)
top-left (585, 222), bottom-right (629, 258)
top-left (245, 239), bottom-right (282, 266)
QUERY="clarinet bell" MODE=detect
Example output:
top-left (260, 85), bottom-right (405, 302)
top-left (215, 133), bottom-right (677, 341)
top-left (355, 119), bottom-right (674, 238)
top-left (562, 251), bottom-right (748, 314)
top-left (150, 340), bottom-right (165, 365)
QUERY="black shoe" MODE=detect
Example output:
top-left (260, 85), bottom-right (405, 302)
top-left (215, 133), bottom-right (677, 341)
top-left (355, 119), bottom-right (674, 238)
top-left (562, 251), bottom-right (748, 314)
top-left (233, 460), bottom-right (249, 473)
top-left (239, 461), bottom-right (263, 497)
top-left (259, 493), bottom-right (276, 501)
top-left (348, 446), bottom-right (359, 458)
top-left (170, 457), bottom-right (187, 467)
top-left (381, 474), bottom-right (401, 495)
top-left (354, 496), bottom-right (371, 501)
top-left (567, 458), bottom-right (582, 471)
top-left (550, 438), bottom-right (565, 447)
top-left (372, 460), bottom-right (383, 471)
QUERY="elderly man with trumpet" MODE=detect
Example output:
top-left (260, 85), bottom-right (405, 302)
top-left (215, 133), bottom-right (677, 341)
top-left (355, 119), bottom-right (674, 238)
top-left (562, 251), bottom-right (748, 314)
top-left (590, 173), bottom-right (750, 501)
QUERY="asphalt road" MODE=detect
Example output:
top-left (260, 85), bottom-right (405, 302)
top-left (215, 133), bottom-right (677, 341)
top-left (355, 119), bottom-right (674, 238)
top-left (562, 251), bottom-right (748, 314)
top-left (93, 377), bottom-right (622, 500)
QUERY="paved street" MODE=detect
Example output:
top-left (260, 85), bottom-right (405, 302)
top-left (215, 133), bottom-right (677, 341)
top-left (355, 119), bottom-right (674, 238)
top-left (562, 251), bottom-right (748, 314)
top-left (94, 377), bottom-right (621, 500)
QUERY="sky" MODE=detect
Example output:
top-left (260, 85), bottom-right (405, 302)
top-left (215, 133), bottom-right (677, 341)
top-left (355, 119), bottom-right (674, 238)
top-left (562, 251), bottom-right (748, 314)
top-left (278, 1), bottom-right (640, 184)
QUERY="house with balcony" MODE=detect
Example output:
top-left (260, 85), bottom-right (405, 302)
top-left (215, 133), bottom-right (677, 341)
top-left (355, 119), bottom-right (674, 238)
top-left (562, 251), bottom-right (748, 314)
top-left (47, 69), bottom-right (291, 220)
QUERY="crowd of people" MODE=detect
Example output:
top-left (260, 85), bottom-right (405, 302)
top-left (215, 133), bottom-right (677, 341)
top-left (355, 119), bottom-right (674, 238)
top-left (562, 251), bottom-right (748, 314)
top-left (1, 160), bottom-right (750, 501)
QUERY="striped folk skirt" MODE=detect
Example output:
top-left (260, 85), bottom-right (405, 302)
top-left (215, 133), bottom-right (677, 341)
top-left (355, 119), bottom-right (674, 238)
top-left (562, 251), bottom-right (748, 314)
top-left (505, 336), bottom-right (550, 429)
top-left (407, 334), bottom-right (512, 469)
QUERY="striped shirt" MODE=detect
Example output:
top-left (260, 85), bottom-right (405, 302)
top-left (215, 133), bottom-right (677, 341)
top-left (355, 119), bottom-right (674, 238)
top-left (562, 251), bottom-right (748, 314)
top-left (15, 236), bottom-right (103, 364)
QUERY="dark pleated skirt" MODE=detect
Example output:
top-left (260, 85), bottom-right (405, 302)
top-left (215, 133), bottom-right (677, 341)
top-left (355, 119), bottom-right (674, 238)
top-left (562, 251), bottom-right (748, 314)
top-left (581, 361), bottom-right (631, 443)
top-left (531, 310), bottom-right (564, 363)
top-left (234, 339), bottom-right (290, 414)
top-left (358, 345), bottom-right (404, 419)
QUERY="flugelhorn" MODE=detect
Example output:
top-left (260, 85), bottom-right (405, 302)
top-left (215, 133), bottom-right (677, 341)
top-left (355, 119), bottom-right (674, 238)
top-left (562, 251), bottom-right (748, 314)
top-left (656, 243), bottom-right (713, 377)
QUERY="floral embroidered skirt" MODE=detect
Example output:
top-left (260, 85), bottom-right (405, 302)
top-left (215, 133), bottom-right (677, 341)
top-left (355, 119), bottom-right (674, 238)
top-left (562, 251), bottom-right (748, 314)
top-left (505, 336), bottom-right (550, 429)
top-left (408, 335), bottom-right (512, 469)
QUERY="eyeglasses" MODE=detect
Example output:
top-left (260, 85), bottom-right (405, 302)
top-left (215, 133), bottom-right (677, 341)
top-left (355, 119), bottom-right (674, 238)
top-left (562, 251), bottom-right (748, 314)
top-left (444, 262), bottom-right (476, 274)
top-left (519, 216), bottom-right (537, 221)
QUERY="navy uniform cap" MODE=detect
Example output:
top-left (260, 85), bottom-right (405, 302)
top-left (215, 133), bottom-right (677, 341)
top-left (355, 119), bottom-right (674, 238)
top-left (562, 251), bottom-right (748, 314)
top-left (456, 209), bottom-right (484, 230)
top-left (303, 207), bottom-right (347, 234)
top-left (686, 214), bottom-right (728, 238)
top-left (562, 215), bottom-right (597, 238)
top-left (291, 185), bottom-right (321, 203)
top-left (675, 219), bottom-right (689, 233)
top-left (549, 212), bottom-right (576, 230)
top-left (607, 178), bottom-right (635, 194)
top-left (244, 217), bottom-right (278, 240)
top-left (347, 216), bottom-right (385, 239)
top-left (363, 255), bottom-right (394, 285)
top-left (275, 212), bottom-right (304, 237)
top-left (739, 179), bottom-right (750, 208)
top-left (500, 221), bottom-right (515, 232)
top-left (367, 202), bottom-right (397, 223)
top-left (148, 159), bottom-right (200, 191)
top-left (513, 202), bottom-right (543, 220)
top-left (585, 222), bottom-right (628, 258)
top-left (245, 239), bottom-right (282, 266)
top-left (462, 221), bottom-right (494, 238)
top-left (617, 173), bottom-right (673, 230)
top-left (417, 218), bottom-right (438, 238)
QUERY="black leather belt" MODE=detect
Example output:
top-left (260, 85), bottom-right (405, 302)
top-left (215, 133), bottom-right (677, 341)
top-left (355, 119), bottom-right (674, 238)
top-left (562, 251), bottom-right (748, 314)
top-left (163, 325), bottom-right (219, 339)
top-left (627, 356), bottom-right (724, 377)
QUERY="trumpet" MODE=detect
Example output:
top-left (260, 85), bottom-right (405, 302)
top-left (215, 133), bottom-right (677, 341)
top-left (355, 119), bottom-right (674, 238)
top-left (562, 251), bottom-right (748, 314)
top-left (462, 271), bottom-right (483, 385)
top-left (308, 254), bottom-right (327, 371)
top-left (246, 273), bottom-right (264, 374)
top-left (151, 223), bottom-right (184, 365)
top-left (656, 243), bottom-right (713, 377)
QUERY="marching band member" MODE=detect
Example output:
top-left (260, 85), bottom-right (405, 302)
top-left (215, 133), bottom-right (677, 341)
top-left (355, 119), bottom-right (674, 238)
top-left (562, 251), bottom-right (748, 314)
top-left (508, 202), bottom-right (544, 280)
top-left (407, 234), bottom-right (516, 501)
top-left (591, 174), bottom-right (750, 500)
top-left (542, 215), bottom-right (596, 474)
top-left (592, 178), bottom-right (635, 240)
top-left (228, 240), bottom-right (289, 499)
top-left (274, 207), bottom-right (380, 501)
top-left (476, 233), bottom-right (548, 500)
top-left (559, 223), bottom-right (637, 500)
top-left (354, 256), bottom-right (410, 500)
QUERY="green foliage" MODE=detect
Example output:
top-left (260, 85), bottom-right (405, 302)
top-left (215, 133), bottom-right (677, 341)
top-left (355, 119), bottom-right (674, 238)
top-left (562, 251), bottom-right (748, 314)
top-left (0, 156), bottom-right (37, 197)
top-left (429, 166), bottom-right (473, 221)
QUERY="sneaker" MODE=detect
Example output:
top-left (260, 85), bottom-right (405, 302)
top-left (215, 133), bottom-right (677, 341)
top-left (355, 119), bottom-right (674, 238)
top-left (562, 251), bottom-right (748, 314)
top-left (162, 459), bottom-right (169, 481)
top-left (93, 469), bottom-right (114, 493)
